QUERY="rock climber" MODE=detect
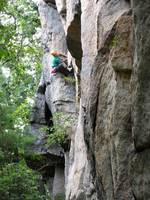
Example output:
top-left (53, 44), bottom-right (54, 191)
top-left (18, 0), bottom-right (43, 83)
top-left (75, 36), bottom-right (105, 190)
top-left (50, 50), bottom-right (61, 75)
top-left (50, 50), bottom-right (73, 76)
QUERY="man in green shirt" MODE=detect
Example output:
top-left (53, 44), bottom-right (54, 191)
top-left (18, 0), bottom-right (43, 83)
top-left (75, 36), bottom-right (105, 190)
top-left (50, 50), bottom-right (61, 75)
top-left (50, 50), bottom-right (72, 76)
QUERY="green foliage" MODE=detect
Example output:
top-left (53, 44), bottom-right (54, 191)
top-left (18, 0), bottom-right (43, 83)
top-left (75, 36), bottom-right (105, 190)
top-left (0, 0), bottom-right (7, 11)
top-left (0, 0), bottom-right (42, 105)
top-left (25, 153), bottom-right (43, 163)
top-left (109, 36), bottom-right (118, 49)
top-left (55, 193), bottom-right (65, 200)
top-left (0, 130), bottom-right (37, 167)
top-left (47, 112), bottom-right (75, 146)
top-left (0, 0), bottom-right (42, 150)
top-left (0, 161), bottom-right (45, 200)
top-left (44, 184), bottom-right (52, 200)
top-left (0, 132), bottom-right (19, 166)
top-left (64, 76), bottom-right (76, 84)
top-left (0, 1), bottom-right (46, 199)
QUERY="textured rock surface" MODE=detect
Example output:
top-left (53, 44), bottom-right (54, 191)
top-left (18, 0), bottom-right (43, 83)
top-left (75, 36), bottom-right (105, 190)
top-left (30, 0), bottom-right (150, 199)
top-left (53, 166), bottom-right (65, 199)
top-left (28, 0), bottom-right (76, 199)
top-left (67, 1), bottom-right (133, 199)
top-left (130, 1), bottom-right (150, 199)
top-left (132, 0), bottom-right (150, 151)
top-left (66, 103), bottom-right (98, 200)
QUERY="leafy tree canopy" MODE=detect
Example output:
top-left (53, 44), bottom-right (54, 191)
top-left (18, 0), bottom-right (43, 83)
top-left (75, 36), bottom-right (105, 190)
top-left (0, 0), bottom-right (42, 148)
top-left (0, 0), bottom-right (46, 199)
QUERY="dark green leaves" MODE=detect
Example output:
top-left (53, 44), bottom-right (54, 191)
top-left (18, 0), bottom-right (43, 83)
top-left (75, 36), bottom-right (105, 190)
top-left (0, 161), bottom-right (45, 200)
top-left (0, 1), bottom-right (44, 199)
top-left (0, 0), bottom-right (7, 11)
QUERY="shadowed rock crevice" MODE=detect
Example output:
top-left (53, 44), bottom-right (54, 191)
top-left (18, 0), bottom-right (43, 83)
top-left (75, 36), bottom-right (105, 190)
top-left (66, 3), bottom-right (82, 69)
top-left (37, 84), bottom-right (46, 95)
top-left (45, 102), bottom-right (53, 126)
top-left (43, 0), bottom-right (57, 9)
top-left (66, 1), bottom-right (82, 104)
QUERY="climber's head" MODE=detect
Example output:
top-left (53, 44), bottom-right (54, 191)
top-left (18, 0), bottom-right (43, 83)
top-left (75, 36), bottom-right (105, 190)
top-left (50, 50), bottom-right (59, 56)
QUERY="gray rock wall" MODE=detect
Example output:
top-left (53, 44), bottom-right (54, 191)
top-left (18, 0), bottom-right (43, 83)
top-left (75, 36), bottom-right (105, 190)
top-left (31, 0), bottom-right (150, 199)
top-left (130, 1), bottom-right (150, 199)
top-left (53, 165), bottom-right (65, 199)
top-left (66, 1), bottom-right (133, 199)
top-left (28, 0), bottom-right (76, 199)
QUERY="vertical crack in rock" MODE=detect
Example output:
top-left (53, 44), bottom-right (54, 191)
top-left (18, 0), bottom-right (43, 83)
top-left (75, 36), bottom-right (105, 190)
top-left (45, 101), bottom-right (53, 126)
top-left (84, 24), bottom-right (117, 200)
top-left (66, 0), bottom-right (83, 104)
top-left (66, 10), bottom-right (82, 69)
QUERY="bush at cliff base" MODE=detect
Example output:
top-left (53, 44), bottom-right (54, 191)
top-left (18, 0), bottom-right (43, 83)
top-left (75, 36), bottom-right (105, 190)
top-left (0, 161), bottom-right (45, 200)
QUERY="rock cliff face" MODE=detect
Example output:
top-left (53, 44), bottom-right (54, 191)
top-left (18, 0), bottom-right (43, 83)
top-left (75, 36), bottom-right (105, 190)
top-left (30, 0), bottom-right (150, 199)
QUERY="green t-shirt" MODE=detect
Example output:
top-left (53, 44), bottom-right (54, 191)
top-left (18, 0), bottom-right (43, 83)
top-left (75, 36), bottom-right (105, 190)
top-left (50, 55), bottom-right (61, 68)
